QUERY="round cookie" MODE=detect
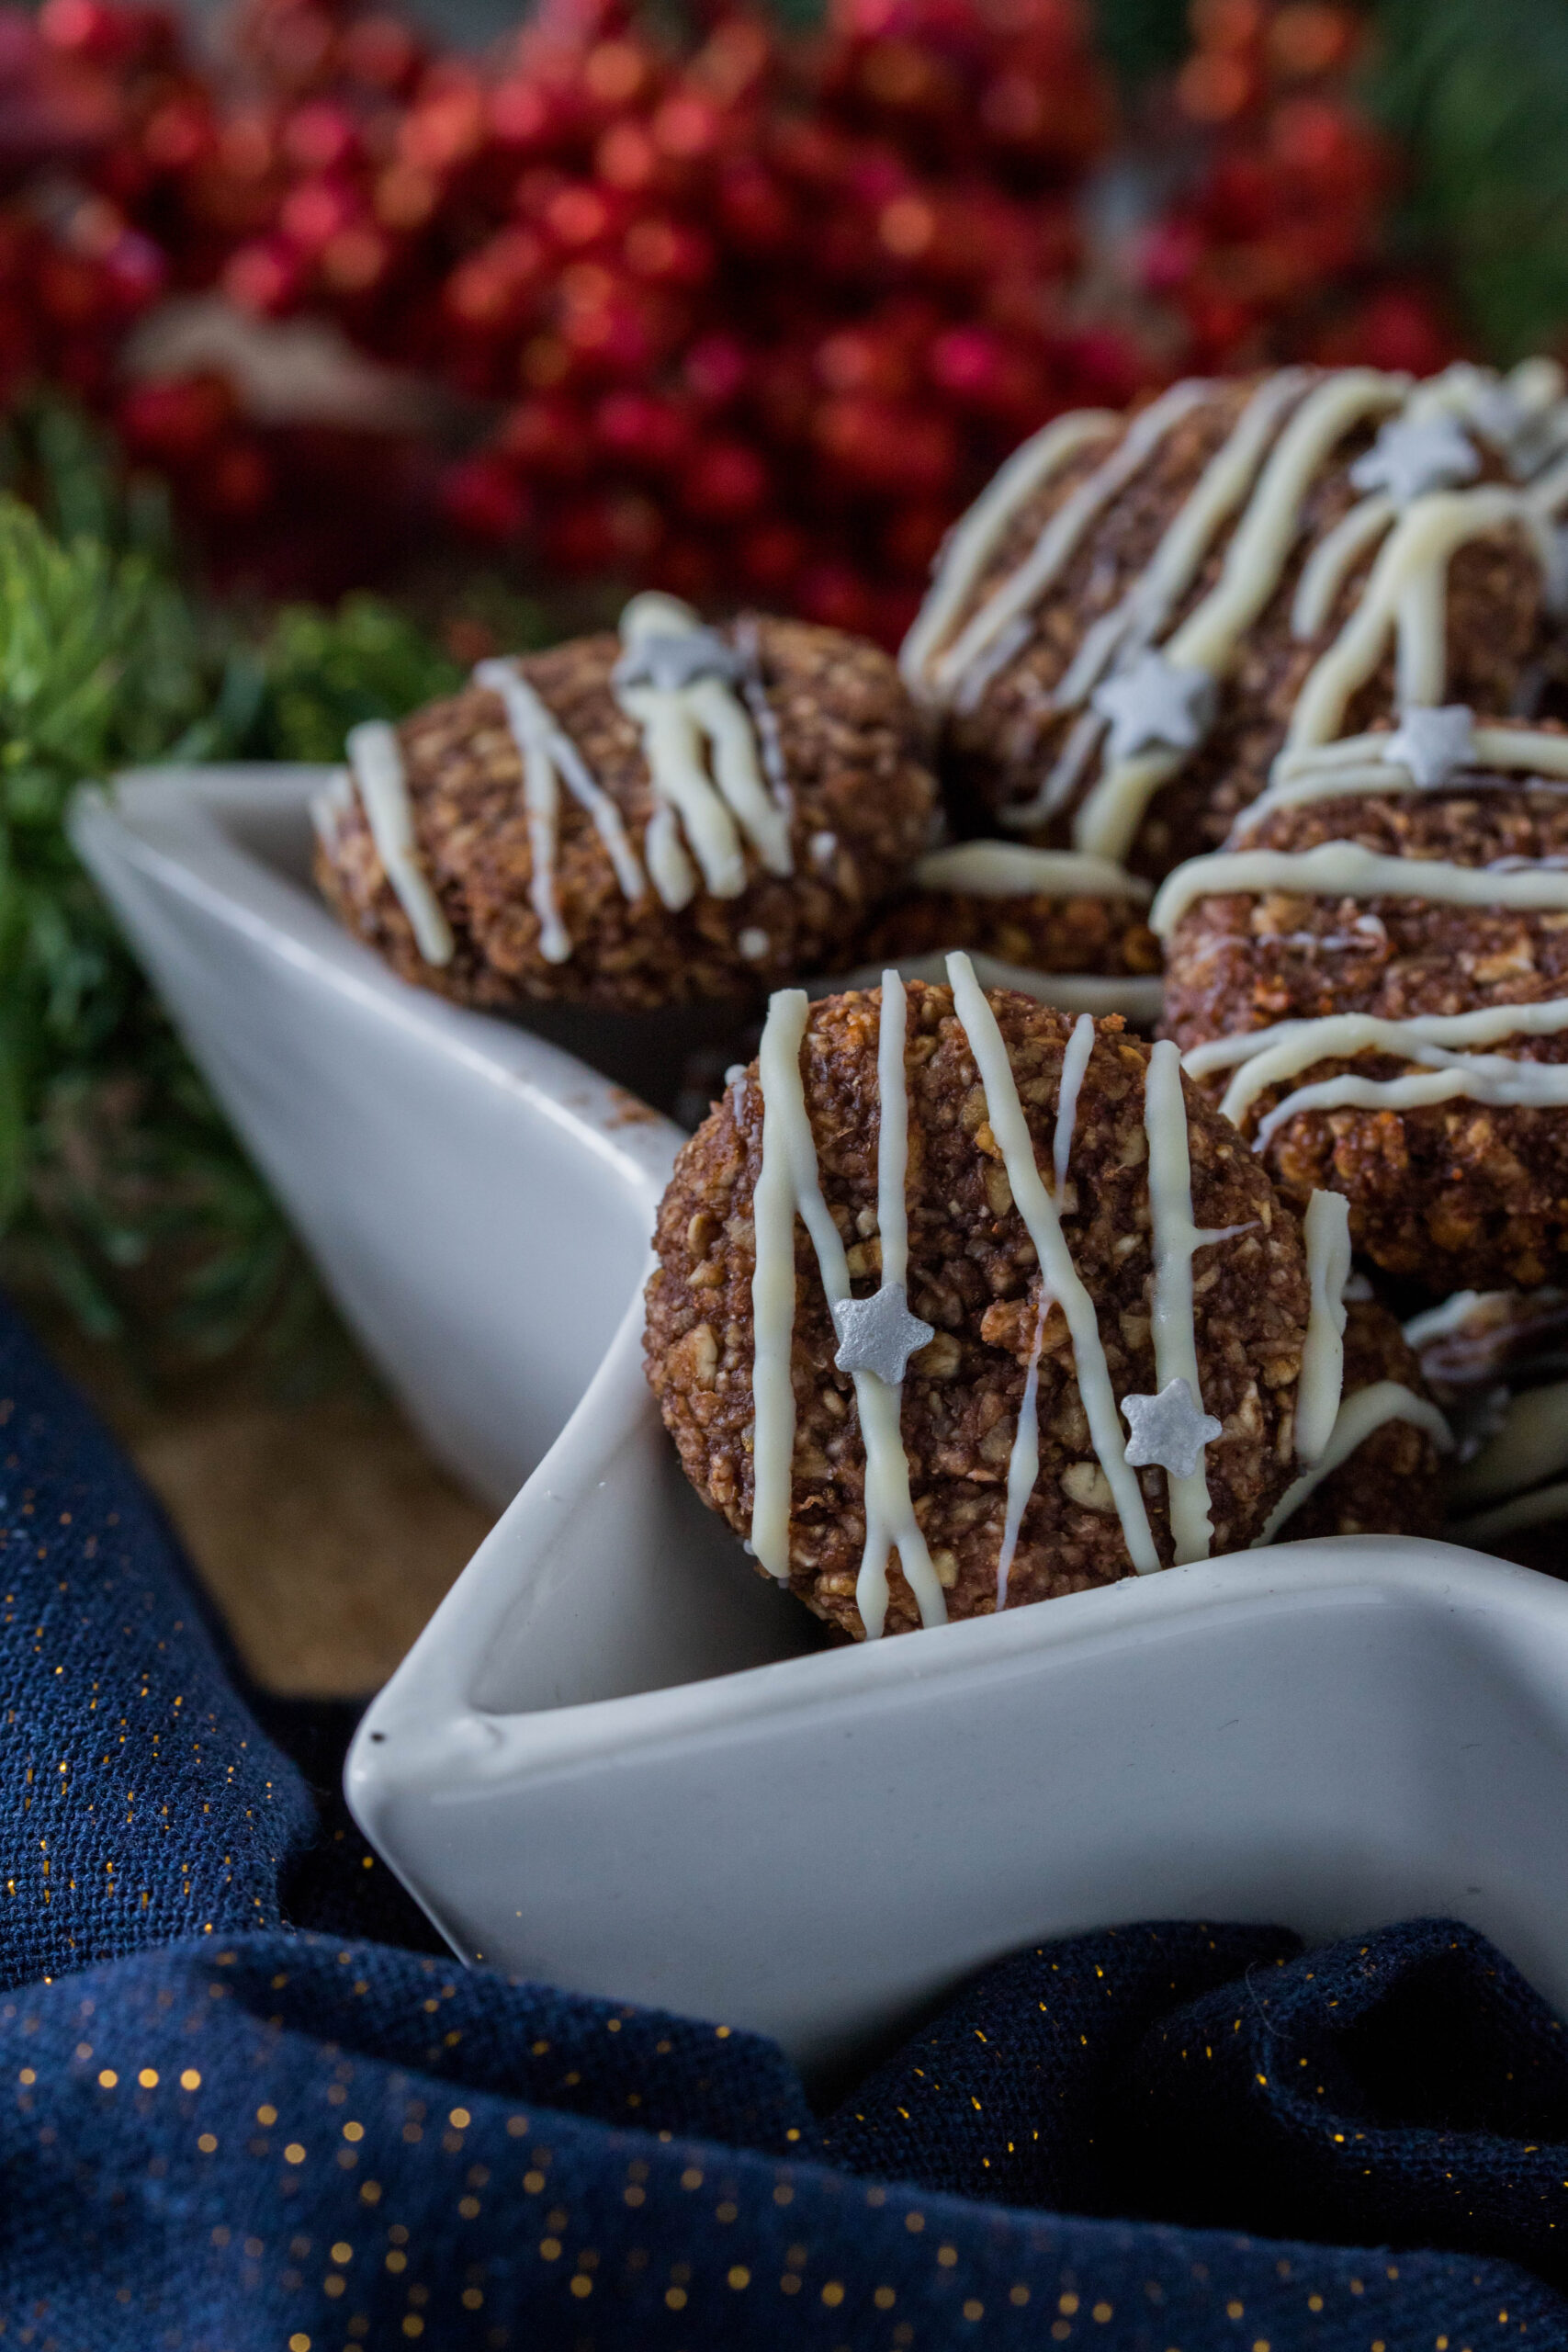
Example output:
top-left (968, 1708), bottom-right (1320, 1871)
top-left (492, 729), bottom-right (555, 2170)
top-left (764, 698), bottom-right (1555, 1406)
top-left (901, 362), bottom-right (1568, 880)
top-left (312, 597), bottom-right (937, 1012)
top-left (646, 969), bottom-right (1322, 1640)
top-left (1157, 715), bottom-right (1568, 1291)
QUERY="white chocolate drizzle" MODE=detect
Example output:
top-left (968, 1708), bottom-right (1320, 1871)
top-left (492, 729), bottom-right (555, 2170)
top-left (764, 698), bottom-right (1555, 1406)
top-left (344, 719), bottom-right (454, 967)
top-left (994, 1010), bottom-right (1094, 1610)
top-left (912, 842), bottom-right (1151, 902)
top-left (946, 951), bottom-right (1160, 1571)
top-left (1071, 370), bottom-right (1412, 862)
top-left (615, 594), bottom-right (794, 910)
top-left (473, 656), bottom-right (648, 965)
top-left (748, 980), bottom-right (946, 1639)
top-left (931, 381), bottom-right (1215, 696)
top-left (1142, 1037), bottom-right (1227, 1562)
top-left (1257, 1380), bottom-right (1453, 1544)
top-left (1285, 488), bottom-right (1524, 751)
top-left (900, 409), bottom-right (1119, 692)
top-left (1234, 722), bottom-right (1568, 836)
top-left (1297, 1190), bottom-right (1352, 1464)
top-left (1151, 838), bottom-right (1568, 939)
top-left (1184, 1000), bottom-right (1568, 1148)
top-left (1290, 493), bottom-right (1395, 639)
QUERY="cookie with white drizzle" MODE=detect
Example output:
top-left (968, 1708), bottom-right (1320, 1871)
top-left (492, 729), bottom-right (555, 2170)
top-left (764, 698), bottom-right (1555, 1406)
top-left (644, 969), bottom-right (1317, 1639)
top-left (901, 361), bottom-right (1568, 880)
top-left (854, 839), bottom-right (1163, 985)
top-left (1157, 713), bottom-right (1568, 1289)
top-left (311, 598), bottom-right (936, 1012)
top-left (1269, 1292), bottom-right (1450, 1546)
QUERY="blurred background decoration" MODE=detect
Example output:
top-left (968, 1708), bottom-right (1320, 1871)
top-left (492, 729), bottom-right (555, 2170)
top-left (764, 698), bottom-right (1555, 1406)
top-left (0, 0), bottom-right (1564, 1389)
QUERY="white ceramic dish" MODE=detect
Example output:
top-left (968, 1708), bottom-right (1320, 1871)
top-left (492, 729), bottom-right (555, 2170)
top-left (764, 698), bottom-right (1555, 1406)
top-left (69, 764), bottom-right (684, 1506)
top-left (74, 763), bottom-right (1568, 2084)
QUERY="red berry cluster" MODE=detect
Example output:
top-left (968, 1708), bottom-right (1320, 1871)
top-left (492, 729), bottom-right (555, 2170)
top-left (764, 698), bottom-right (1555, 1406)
top-left (1136, 0), bottom-right (1456, 376)
top-left (119, 0), bottom-right (1144, 639)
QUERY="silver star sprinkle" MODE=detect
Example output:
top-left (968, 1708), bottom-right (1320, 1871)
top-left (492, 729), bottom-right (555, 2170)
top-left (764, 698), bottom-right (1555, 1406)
top-left (1349, 413), bottom-right (1481, 506)
top-left (1092, 651), bottom-right (1218, 764)
top-left (1121, 1377), bottom-right (1223, 1478)
top-left (832, 1282), bottom-right (935, 1386)
top-left (1468, 381), bottom-right (1559, 479)
top-left (1383, 703), bottom-right (1476, 789)
top-left (613, 627), bottom-right (744, 694)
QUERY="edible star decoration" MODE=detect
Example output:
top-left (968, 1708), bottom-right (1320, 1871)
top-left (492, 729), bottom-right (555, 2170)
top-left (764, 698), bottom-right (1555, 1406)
top-left (1382, 703), bottom-right (1477, 790)
top-left (1349, 413), bottom-right (1481, 506)
top-left (832, 1282), bottom-right (935, 1386)
top-left (613, 627), bottom-right (744, 694)
top-left (1091, 651), bottom-right (1218, 765)
top-left (1121, 1377), bottom-right (1223, 1479)
top-left (1468, 382), bottom-right (1557, 479)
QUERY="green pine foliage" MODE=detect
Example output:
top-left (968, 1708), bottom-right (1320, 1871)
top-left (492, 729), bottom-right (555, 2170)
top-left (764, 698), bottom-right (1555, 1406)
top-left (0, 408), bottom-right (462, 1377)
top-left (1365, 0), bottom-right (1568, 362)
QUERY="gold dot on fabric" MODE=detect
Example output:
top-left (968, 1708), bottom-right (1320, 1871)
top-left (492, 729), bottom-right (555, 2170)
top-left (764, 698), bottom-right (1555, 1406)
top-left (323, 2278), bottom-right (345, 2301)
top-left (288, 2336), bottom-right (310, 2351)
top-left (624, 2187), bottom-right (645, 2207)
top-left (906, 2213), bottom-right (925, 2233)
top-left (449, 2109), bottom-right (471, 2129)
top-left (257, 2106), bottom-right (277, 2127)
top-left (461, 2290), bottom-right (483, 2311)
top-left (386, 2253), bottom-right (407, 2275)
top-left (1227, 2305), bottom-right (1244, 2322)
top-left (716, 2201), bottom-right (738, 2223)
top-left (665, 2288), bottom-right (688, 2311)
top-left (343, 2122), bottom-right (364, 2143)
top-left (197, 2133), bottom-right (218, 2154)
top-left (458, 2198), bottom-right (481, 2220)
top-left (505, 2116), bottom-right (528, 2137)
top-left (539, 2240), bottom-right (561, 2262)
top-left (682, 2167), bottom-right (704, 2190)
top-left (98, 2070), bottom-right (118, 2089)
top-left (1307, 2296), bottom-right (1324, 2313)
top-left (773, 2186), bottom-right (794, 2206)
top-left (570, 2277), bottom-right (592, 2300)
top-left (1051, 2324), bottom-right (1070, 2343)
top-left (937, 2247), bottom-right (958, 2268)
top-left (823, 2283), bottom-right (845, 2307)
top-left (1093, 2302), bottom-right (1113, 2323)
top-left (402, 2319), bottom-right (423, 2339)
top-left (139, 2069), bottom-right (159, 2089)
top-left (284, 2143), bottom-right (306, 2165)
top-left (17, 2067), bottom-right (35, 2086)
top-left (524, 2171), bottom-right (546, 2194)
top-left (1011, 2287), bottom-right (1031, 2307)
top-left (964, 2301), bottom-right (985, 2323)
top-left (728, 2267), bottom-right (751, 2290)
top-left (874, 2286), bottom-right (897, 2310)
top-left (332, 2245), bottom-right (352, 2265)
top-left (780, 2276), bottom-right (802, 2296)
top-left (1060, 2294), bottom-right (1080, 2314)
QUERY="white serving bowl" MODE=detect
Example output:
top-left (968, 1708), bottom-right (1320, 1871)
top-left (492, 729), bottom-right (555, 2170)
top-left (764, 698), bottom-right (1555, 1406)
top-left (75, 763), bottom-right (1568, 2084)
top-left (70, 764), bottom-right (684, 1505)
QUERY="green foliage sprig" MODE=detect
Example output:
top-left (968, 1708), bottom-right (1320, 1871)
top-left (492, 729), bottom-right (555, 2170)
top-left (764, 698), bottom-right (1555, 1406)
top-left (0, 406), bottom-right (461, 1379)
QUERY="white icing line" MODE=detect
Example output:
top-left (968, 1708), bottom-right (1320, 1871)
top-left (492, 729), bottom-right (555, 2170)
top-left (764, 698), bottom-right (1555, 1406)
top-left (748, 984), bottom-right (945, 1637)
top-left (474, 660), bottom-right (567, 963)
top-left (1454, 1478), bottom-right (1568, 1544)
top-left (308, 768), bottom-right (355, 853)
top-left (1253, 1061), bottom-right (1568, 1153)
top-left (900, 409), bottom-right (1118, 691)
top-left (475, 657), bottom-right (646, 911)
top-left (995, 1293), bottom-right (1048, 1612)
top-left (344, 719), bottom-right (454, 967)
top-left (912, 842), bottom-right (1151, 902)
top-left (876, 967), bottom-right (912, 1288)
top-left (1000, 707), bottom-right (1108, 830)
top-left (1291, 492), bottom-right (1395, 639)
top-left (1055, 1012), bottom-right (1096, 1198)
top-left (750, 988), bottom-right (809, 1581)
top-left (812, 956), bottom-right (1165, 1025)
top-left (734, 616), bottom-right (793, 823)
top-left (1450, 1377), bottom-right (1568, 1508)
top-left (1286, 487), bottom-right (1523, 752)
top-left (1297, 1190), bottom-right (1352, 1464)
top-left (1191, 999), bottom-right (1568, 1134)
top-left (1402, 1289), bottom-right (1484, 1348)
top-left (618, 692), bottom-right (747, 901)
top-left (933, 381), bottom-right (1214, 695)
top-left (1071, 370), bottom-right (1411, 862)
top-left (1142, 1037), bottom-right (1218, 1562)
top-left (1258, 1380), bottom-right (1452, 1544)
top-left (1054, 369), bottom-right (1312, 710)
top-left (946, 951), bottom-right (1160, 1572)
top-left (1151, 840), bottom-right (1568, 939)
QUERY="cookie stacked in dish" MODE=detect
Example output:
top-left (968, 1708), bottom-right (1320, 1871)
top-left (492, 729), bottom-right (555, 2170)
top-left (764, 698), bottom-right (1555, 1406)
top-left (310, 355), bottom-right (1568, 1632)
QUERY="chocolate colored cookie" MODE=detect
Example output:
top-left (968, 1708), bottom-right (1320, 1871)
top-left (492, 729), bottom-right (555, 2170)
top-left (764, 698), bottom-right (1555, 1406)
top-left (313, 596), bottom-right (937, 1011)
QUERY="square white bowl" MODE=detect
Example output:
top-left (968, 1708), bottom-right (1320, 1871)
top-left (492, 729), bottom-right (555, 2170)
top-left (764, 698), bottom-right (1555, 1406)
top-left (74, 763), bottom-right (1568, 2082)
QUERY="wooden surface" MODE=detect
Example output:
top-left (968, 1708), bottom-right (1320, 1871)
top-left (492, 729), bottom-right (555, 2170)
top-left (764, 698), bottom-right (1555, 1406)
top-left (30, 1307), bottom-right (494, 1698)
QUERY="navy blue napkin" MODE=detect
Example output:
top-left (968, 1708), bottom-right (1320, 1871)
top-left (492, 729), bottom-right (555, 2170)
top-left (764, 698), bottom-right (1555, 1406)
top-left (3, 1290), bottom-right (1565, 2351)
